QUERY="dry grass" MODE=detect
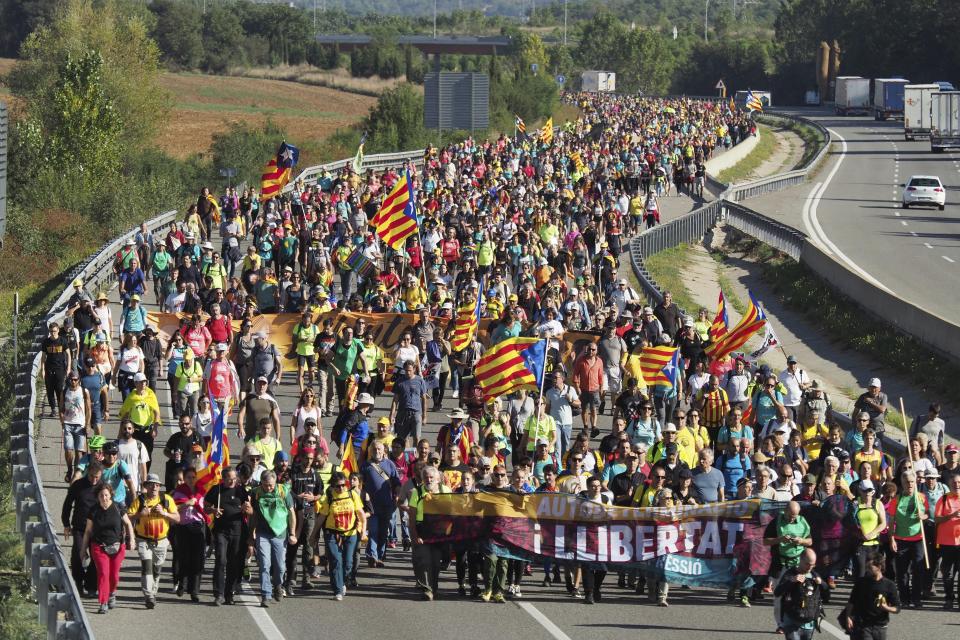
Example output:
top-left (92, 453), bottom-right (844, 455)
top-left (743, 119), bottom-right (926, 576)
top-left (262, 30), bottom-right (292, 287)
top-left (0, 58), bottom-right (376, 159)
top-left (232, 65), bottom-right (417, 97)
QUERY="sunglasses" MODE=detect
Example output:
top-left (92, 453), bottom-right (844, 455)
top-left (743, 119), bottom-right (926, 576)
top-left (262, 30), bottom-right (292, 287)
top-left (653, 474), bottom-right (666, 479)
top-left (249, 455), bottom-right (262, 460)
top-left (493, 473), bottom-right (507, 477)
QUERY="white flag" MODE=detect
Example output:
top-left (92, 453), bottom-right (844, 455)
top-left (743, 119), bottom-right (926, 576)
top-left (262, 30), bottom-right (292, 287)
top-left (747, 322), bottom-right (779, 362)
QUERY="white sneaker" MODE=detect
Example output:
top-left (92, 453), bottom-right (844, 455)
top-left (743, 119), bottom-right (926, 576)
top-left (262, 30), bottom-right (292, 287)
top-left (335, 593), bottom-right (343, 601)
top-left (451, 390), bottom-right (459, 399)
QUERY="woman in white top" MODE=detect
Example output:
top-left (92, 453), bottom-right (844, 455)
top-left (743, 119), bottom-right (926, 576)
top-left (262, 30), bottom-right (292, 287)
top-left (290, 388), bottom-right (323, 446)
top-left (114, 333), bottom-right (144, 401)
top-left (393, 332), bottom-right (421, 375)
top-left (93, 293), bottom-right (113, 341)
top-left (192, 395), bottom-right (213, 441)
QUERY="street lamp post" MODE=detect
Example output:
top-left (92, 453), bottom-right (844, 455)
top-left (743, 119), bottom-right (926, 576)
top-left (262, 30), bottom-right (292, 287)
top-left (434, 0), bottom-right (438, 38)
top-left (563, 0), bottom-right (568, 47)
top-left (704, 0), bottom-right (710, 42)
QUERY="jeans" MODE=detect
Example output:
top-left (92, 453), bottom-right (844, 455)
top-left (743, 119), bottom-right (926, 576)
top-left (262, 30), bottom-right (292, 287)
top-left (136, 538), bottom-right (170, 600)
top-left (366, 508), bottom-right (394, 562)
top-left (852, 544), bottom-right (881, 579)
top-left (392, 508), bottom-right (410, 543)
top-left (783, 628), bottom-right (814, 640)
top-left (255, 531), bottom-right (287, 599)
top-left (212, 530), bottom-right (243, 599)
top-left (895, 538), bottom-right (924, 605)
top-left (557, 422), bottom-right (574, 462)
top-left (90, 544), bottom-right (125, 606)
top-left (324, 530), bottom-right (357, 595)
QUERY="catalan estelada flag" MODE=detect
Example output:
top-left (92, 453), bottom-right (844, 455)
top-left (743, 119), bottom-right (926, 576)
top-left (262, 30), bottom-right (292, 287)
top-left (260, 142), bottom-right (300, 200)
top-left (195, 396), bottom-right (231, 495)
top-left (705, 290), bottom-right (766, 360)
top-left (638, 346), bottom-right (679, 386)
top-left (709, 291), bottom-right (730, 343)
top-left (539, 117), bottom-right (554, 145)
top-left (372, 168), bottom-right (418, 250)
top-left (515, 114), bottom-right (526, 134)
top-left (745, 90), bottom-right (763, 112)
top-left (475, 337), bottom-right (546, 398)
top-left (451, 286), bottom-right (482, 351)
top-left (570, 151), bottom-right (586, 174)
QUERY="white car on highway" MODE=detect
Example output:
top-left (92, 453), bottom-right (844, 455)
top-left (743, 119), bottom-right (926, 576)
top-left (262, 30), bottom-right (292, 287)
top-left (901, 175), bottom-right (946, 210)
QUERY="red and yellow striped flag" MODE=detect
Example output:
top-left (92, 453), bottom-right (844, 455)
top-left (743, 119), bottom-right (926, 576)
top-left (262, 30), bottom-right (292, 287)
top-left (539, 117), bottom-right (554, 145)
top-left (705, 290), bottom-right (766, 361)
top-left (638, 346), bottom-right (679, 386)
top-left (709, 291), bottom-right (730, 343)
top-left (451, 290), bottom-right (482, 352)
top-left (372, 169), bottom-right (418, 250)
top-left (260, 159), bottom-right (291, 201)
top-left (340, 435), bottom-right (359, 476)
top-left (475, 337), bottom-right (546, 399)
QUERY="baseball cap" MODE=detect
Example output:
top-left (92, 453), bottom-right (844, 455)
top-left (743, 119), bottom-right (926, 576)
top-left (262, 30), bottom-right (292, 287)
top-left (377, 416), bottom-right (390, 426)
top-left (642, 306), bottom-right (653, 315)
top-left (356, 393), bottom-right (375, 406)
top-left (72, 278), bottom-right (83, 287)
top-left (216, 342), bottom-right (229, 352)
top-left (144, 473), bottom-right (162, 486)
top-left (130, 294), bottom-right (140, 301)
top-left (802, 473), bottom-right (817, 485)
top-left (946, 444), bottom-right (959, 453)
top-left (868, 377), bottom-right (881, 388)
top-left (786, 355), bottom-right (797, 364)
top-left (661, 423), bottom-right (677, 433)
top-left (858, 479), bottom-right (875, 492)
top-left (569, 287), bottom-right (578, 296)
top-left (133, 372), bottom-right (147, 383)
top-left (102, 440), bottom-right (119, 455)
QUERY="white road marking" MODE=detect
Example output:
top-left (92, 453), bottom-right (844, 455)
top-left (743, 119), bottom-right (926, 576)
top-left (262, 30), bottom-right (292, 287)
top-left (901, 221), bottom-right (908, 226)
top-left (516, 602), bottom-right (574, 640)
top-left (925, 242), bottom-right (933, 249)
top-left (235, 594), bottom-right (289, 639)
top-left (945, 256), bottom-right (956, 263)
top-left (820, 620), bottom-right (849, 640)
top-left (804, 129), bottom-right (894, 293)
top-left (894, 211), bottom-right (900, 216)
top-left (910, 231), bottom-right (918, 236)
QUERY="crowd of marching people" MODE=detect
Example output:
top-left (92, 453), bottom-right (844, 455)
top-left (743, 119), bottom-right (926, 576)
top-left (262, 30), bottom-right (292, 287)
top-left (43, 91), bottom-right (958, 639)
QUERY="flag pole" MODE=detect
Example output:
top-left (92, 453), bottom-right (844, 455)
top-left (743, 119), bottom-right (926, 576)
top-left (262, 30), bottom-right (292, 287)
top-left (537, 338), bottom-right (549, 406)
top-left (900, 396), bottom-right (930, 569)
top-left (409, 162), bottom-right (428, 290)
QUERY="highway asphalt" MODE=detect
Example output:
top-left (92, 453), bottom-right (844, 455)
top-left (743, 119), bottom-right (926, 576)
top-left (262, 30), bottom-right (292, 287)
top-left (37, 235), bottom-right (954, 640)
top-left (749, 108), bottom-right (960, 323)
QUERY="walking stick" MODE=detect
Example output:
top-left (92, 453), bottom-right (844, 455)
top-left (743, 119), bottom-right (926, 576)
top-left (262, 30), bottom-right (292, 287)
top-left (900, 396), bottom-right (930, 569)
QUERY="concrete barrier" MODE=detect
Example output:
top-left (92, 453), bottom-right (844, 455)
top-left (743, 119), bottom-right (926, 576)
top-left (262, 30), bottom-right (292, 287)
top-left (705, 128), bottom-right (761, 175)
top-left (800, 240), bottom-right (960, 363)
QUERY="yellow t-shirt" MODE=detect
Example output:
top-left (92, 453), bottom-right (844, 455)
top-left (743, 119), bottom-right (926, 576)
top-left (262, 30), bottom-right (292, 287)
top-left (129, 493), bottom-right (177, 540)
top-left (316, 488), bottom-right (364, 534)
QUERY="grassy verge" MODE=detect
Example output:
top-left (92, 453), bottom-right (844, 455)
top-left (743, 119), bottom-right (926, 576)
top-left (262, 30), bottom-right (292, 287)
top-left (720, 234), bottom-right (960, 409)
top-left (717, 124), bottom-right (777, 184)
top-left (778, 118), bottom-right (825, 170)
top-left (639, 243), bottom-right (699, 314)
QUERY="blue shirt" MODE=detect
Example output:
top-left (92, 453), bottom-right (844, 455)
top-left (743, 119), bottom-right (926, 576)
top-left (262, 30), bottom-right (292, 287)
top-left (394, 376), bottom-right (426, 413)
top-left (360, 458), bottom-right (399, 513)
top-left (717, 452), bottom-right (752, 497)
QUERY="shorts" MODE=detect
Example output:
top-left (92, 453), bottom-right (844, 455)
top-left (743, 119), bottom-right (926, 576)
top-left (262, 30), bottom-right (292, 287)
top-left (63, 423), bottom-right (86, 451)
top-left (605, 367), bottom-right (622, 394)
top-left (297, 354), bottom-right (315, 370)
top-left (581, 391), bottom-right (601, 410)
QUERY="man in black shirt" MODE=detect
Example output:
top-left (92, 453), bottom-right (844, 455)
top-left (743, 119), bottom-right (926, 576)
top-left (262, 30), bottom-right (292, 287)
top-left (843, 551), bottom-right (900, 639)
top-left (62, 462), bottom-right (103, 594)
top-left (139, 326), bottom-right (163, 392)
top-left (41, 322), bottom-right (71, 416)
top-left (205, 467), bottom-right (250, 605)
top-left (285, 448), bottom-right (323, 593)
top-left (610, 452), bottom-right (646, 506)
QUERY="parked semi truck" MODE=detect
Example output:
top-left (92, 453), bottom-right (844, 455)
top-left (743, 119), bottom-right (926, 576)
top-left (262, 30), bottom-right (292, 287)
top-left (930, 91), bottom-right (960, 152)
top-left (873, 78), bottom-right (909, 120)
top-left (903, 84), bottom-right (939, 140)
top-left (835, 76), bottom-right (871, 115)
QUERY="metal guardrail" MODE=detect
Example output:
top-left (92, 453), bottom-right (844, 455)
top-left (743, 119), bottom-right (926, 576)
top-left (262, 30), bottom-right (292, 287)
top-left (721, 201), bottom-right (806, 261)
top-left (14, 150), bottom-right (415, 636)
top-left (285, 149), bottom-right (425, 193)
top-left (628, 200), bottom-right (724, 308)
top-left (12, 208), bottom-right (180, 640)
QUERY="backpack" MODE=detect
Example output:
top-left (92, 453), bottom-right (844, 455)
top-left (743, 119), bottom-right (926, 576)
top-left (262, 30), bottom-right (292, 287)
top-left (784, 574), bottom-right (824, 625)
